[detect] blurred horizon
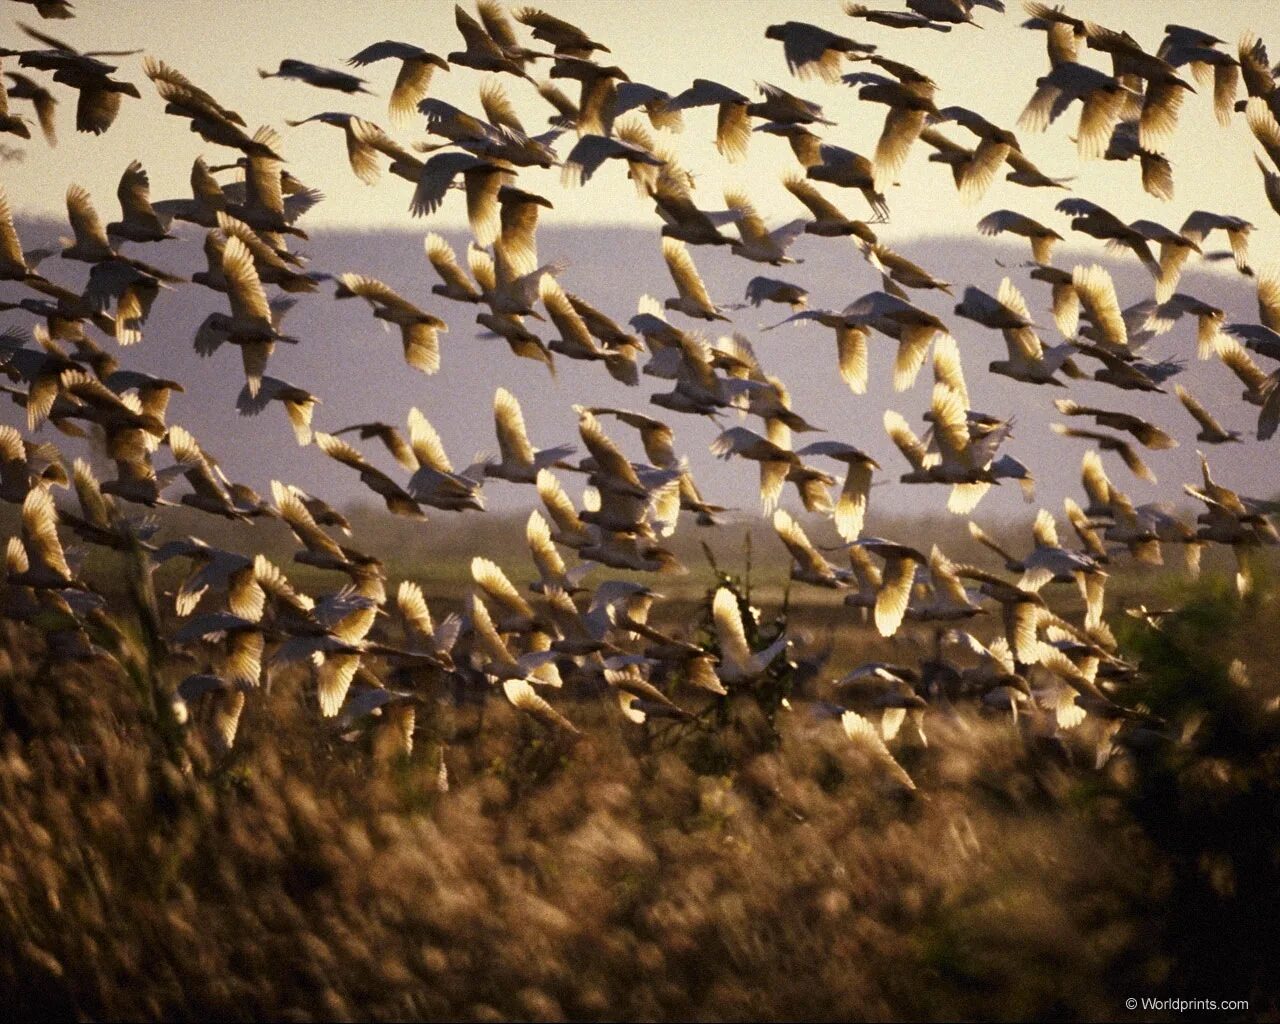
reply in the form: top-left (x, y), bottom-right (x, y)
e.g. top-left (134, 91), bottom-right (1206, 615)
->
top-left (6, 218), bottom-right (1274, 529)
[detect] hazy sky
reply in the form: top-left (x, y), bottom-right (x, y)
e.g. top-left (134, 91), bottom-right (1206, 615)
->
top-left (4, 0), bottom-right (1279, 257)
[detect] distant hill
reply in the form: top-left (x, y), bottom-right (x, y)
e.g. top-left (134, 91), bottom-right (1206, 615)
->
top-left (2, 222), bottom-right (1273, 543)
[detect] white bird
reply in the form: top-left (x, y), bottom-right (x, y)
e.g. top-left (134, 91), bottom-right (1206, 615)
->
top-left (724, 188), bottom-right (806, 265)
top-left (347, 41), bottom-right (449, 124)
top-left (712, 586), bottom-right (787, 683)
top-left (840, 709), bottom-right (916, 790)
top-left (405, 408), bottom-right (486, 512)
top-left (851, 537), bottom-right (926, 638)
top-left (335, 273), bottom-right (447, 374)
top-left (773, 508), bottom-right (848, 588)
top-left (661, 237), bottom-right (731, 321)
top-left (484, 387), bottom-right (575, 484)
top-left (1018, 61), bottom-right (1136, 159)
top-left (765, 20), bottom-right (875, 84)
top-left (236, 376), bottom-right (318, 446)
top-left (794, 440), bottom-right (878, 540)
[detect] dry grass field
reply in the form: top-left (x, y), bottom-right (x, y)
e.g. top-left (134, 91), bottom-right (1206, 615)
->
top-left (2, 524), bottom-right (1278, 1020)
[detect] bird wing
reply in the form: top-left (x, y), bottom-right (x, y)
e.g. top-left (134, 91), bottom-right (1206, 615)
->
top-left (562, 133), bottom-right (624, 187)
top-left (537, 468), bottom-right (586, 538)
top-left (169, 424), bottom-right (230, 502)
top-left (841, 710), bottom-right (915, 789)
top-left (661, 236), bottom-right (716, 309)
top-left (1073, 263), bottom-right (1127, 347)
top-left (577, 408), bottom-right (641, 486)
top-left (71, 457), bottom-right (111, 528)
top-left (832, 323), bottom-right (869, 395)
top-left (1216, 335), bottom-right (1268, 391)
top-left (835, 458), bottom-right (873, 541)
top-left (496, 192), bottom-right (547, 280)
top-left (783, 24), bottom-right (858, 85)
top-left (22, 485), bottom-right (72, 580)
top-left (773, 507), bottom-right (830, 577)
top-left (526, 508), bottom-right (567, 579)
top-left (270, 484), bottom-right (345, 559)
top-left (406, 406), bottom-right (453, 472)
top-left (315, 429), bottom-right (383, 475)
top-left (716, 103), bottom-right (751, 163)
top-left (1076, 85), bottom-right (1127, 160)
top-left (221, 234), bottom-right (272, 324)
top-left (493, 386), bottom-right (536, 466)
top-left (873, 104), bottom-right (927, 189)
top-left (539, 273), bottom-right (597, 353)
top-left (712, 586), bottom-right (753, 671)
top-left (471, 555), bottom-right (533, 618)
top-left (477, 0), bottom-right (526, 54)
top-left (401, 319), bottom-right (443, 375)
top-left (396, 579), bottom-right (438, 643)
top-left (66, 183), bottom-right (110, 250)
top-left (893, 323), bottom-right (937, 393)
top-left (931, 332), bottom-right (968, 409)
top-left (410, 151), bottom-right (480, 218)
top-left (668, 77), bottom-right (747, 110)
top-left (469, 593), bottom-right (516, 667)
top-left (874, 549), bottom-right (917, 638)
top-left (116, 160), bottom-right (158, 224)
top-left (724, 188), bottom-right (769, 247)
top-left (338, 272), bottom-right (415, 314)
top-left (883, 410), bottom-right (928, 470)
top-left (503, 678), bottom-right (578, 733)
top-left (0, 185), bottom-right (28, 272)
top-left (931, 382), bottom-right (971, 464)
top-left (479, 77), bottom-right (525, 134)
top-left (424, 232), bottom-right (479, 298)
top-left (386, 54), bottom-right (443, 123)
top-left (783, 173), bottom-right (845, 221)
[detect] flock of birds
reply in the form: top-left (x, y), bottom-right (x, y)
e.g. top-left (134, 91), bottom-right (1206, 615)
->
top-left (1, 0), bottom-right (1279, 785)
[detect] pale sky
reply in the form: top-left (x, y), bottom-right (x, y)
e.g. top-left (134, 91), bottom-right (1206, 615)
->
top-left (3, 0), bottom-right (1279, 259)
top-left (3, 1), bottom-right (1280, 519)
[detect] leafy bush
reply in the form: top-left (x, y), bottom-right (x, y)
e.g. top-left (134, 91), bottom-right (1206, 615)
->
top-left (1115, 577), bottom-right (1280, 1006)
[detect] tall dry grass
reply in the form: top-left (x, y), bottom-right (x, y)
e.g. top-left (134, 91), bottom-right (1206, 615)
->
top-left (2, 565), bottom-right (1278, 1020)
top-left (0, 643), bottom-right (1153, 1017)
